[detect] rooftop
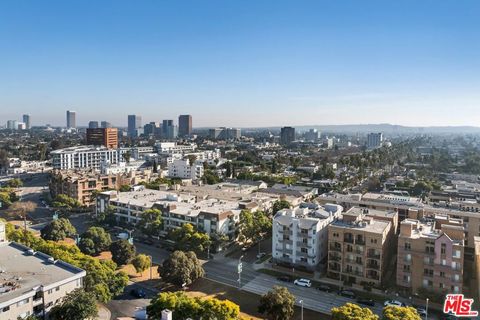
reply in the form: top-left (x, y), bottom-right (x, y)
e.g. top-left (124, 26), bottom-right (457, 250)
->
top-left (0, 242), bottom-right (85, 306)
top-left (331, 216), bottom-right (391, 234)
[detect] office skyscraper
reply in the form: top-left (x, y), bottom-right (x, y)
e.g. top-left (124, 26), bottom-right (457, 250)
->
top-left (280, 127), bottom-right (296, 145)
top-left (86, 128), bottom-right (118, 149)
top-left (88, 121), bottom-right (99, 129)
top-left (127, 115), bottom-right (142, 137)
top-left (101, 121), bottom-right (112, 128)
top-left (22, 114), bottom-right (31, 130)
top-left (66, 110), bottom-right (76, 128)
top-left (367, 132), bottom-right (384, 149)
top-left (178, 115), bottom-right (192, 137)
top-left (162, 120), bottom-right (177, 139)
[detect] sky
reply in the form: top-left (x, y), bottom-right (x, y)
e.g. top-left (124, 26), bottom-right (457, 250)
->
top-left (0, 0), bottom-right (479, 128)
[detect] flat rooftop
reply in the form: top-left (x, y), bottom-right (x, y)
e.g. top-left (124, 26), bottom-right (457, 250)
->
top-left (346, 207), bottom-right (397, 219)
top-left (0, 242), bottom-right (85, 306)
top-left (331, 217), bottom-right (391, 234)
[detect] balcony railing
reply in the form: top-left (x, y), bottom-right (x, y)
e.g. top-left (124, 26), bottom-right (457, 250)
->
top-left (356, 239), bottom-right (365, 245)
top-left (367, 252), bottom-right (381, 259)
top-left (367, 263), bottom-right (380, 270)
top-left (344, 237), bottom-right (354, 244)
top-left (329, 254), bottom-right (342, 261)
top-left (329, 245), bottom-right (342, 252)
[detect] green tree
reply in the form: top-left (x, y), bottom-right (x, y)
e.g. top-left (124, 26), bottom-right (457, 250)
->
top-left (238, 210), bottom-right (271, 245)
top-left (49, 289), bottom-right (98, 320)
top-left (6, 178), bottom-right (23, 188)
top-left (122, 150), bottom-right (131, 163)
top-left (137, 208), bottom-right (162, 237)
top-left (202, 169), bottom-right (221, 184)
top-left (147, 291), bottom-right (239, 320)
top-left (79, 227), bottom-right (112, 256)
top-left (119, 184), bottom-right (131, 192)
top-left (258, 286), bottom-right (295, 320)
top-left (0, 192), bottom-right (13, 208)
top-left (272, 200), bottom-right (291, 214)
top-left (110, 239), bottom-right (136, 265)
top-left (52, 194), bottom-right (81, 210)
top-left (382, 306), bottom-right (421, 320)
top-left (160, 250), bottom-right (204, 286)
top-left (170, 223), bottom-right (211, 254)
top-left (41, 218), bottom-right (77, 241)
top-left (132, 254), bottom-right (151, 274)
top-left (332, 303), bottom-right (379, 320)
top-left (411, 181), bottom-right (433, 197)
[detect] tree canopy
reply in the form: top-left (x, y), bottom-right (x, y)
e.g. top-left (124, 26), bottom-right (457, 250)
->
top-left (132, 254), bottom-right (151, 274)
top-left (52, 194), bottom-right (82, 209)
top-left (137, 208), bottom-right (162, 237)
top-left (110, 239), bottom-right (136, 265)
top-left (49, 289), bottom-right (98, 320)
top-left (147, 291), bottom-right (239, 320)
top-left (41, 218), bottom-right (77, 241)
top-left (78, 226), bottom-right (112, 256)
top-left (170, 223), bottom-right (211, 254)
top-left (382, 306), bottom-right (421, 320)
top-left (238, 210), bottom-right (271, 245)
top-left (272, 200), bottom-right (291, 214)
top-left (258, 286), bottom-right (295, 320)
top-left (331, 303), bottom-right (379, 320)
top-left (159, 250), bottom-right (204, 286)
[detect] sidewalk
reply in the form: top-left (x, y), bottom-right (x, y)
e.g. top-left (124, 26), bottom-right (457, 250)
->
top-left (97, 304), bottom-right (111, 320)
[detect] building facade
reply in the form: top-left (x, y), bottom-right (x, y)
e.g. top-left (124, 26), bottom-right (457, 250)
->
top-left (128, 115), bottom-right (142, 138)
top-left (88, 121), bottom-right (99, 128)
top-left (272, 204), bottom-right (343, 270)
top-left (327, 208), bottom-right (394, 287)
top-left (22, 114), bottom-right (30, 130)
top-left (178, 115), bottom-right (192, 137)
top-left (280, 127), bottom-right (296, 145)
top-left (396, 216), bottom-right (465, 295)
top-left (86, 128), bottom-right (119, 149)
top-left (66, 110), bottom-right (76, 129)
top-left (209, 127), bottom-right (241, 140)
top-left (167, 158), bottom-right (204, 180)
top-left (51, 146), bottom-right (121, 170)
top-left (367, 132), bottom-right (383, 149)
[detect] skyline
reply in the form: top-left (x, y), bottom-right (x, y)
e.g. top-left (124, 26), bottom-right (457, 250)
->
top-left (1, 1), bottom-right (479, 127)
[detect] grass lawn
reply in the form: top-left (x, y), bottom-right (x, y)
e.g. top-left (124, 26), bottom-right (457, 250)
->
top-left (187, 278), bottom-right (330, 320)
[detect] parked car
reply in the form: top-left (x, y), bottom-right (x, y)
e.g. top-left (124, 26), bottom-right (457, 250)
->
top-left (384, 300), bottom-right (406, 307)
top-left (338, 290), bottom-right (356, 299)
top-left (416, 307), bottom-right (427, 317)
top-left (130, 288), bottom-right (146, 298)
top-left (277, 275), bottom-right (292, 282)
top-left (256, 252), bottom-right (266, 259)
top-left (293, 278), bottom-right (312, 288)
top-left (356, 298), bottom-right (375, 307)
top-left (316, 284), bottom-right (331, 292)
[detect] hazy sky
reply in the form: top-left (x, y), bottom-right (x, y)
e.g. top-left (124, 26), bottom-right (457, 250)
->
top-left (1, 0), bottom-right (479, 127)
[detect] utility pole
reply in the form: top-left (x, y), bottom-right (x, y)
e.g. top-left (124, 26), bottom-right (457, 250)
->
top-left (299, 300), bottom-right (304, 320)
top-left (425, 298), bottom-right (429, 320)
top-left (149, 255), bottom-right (153, 280)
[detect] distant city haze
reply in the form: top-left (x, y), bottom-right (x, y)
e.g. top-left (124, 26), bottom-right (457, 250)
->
top-left (0, 1), bottom-right (479, 127)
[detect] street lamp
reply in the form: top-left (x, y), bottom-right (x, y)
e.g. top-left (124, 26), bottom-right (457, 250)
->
top-left (238, 255), bottom-right (244, 289)
top-left (299, 299), bottom-right (304, 320)
top-left (425, 298), bottom-right (429, 320)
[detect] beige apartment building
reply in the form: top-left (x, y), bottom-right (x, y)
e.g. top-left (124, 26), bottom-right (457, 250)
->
top-left (0, 222), bottom-right (86, 320)
top-left (327, 207), bottom-right (394, 288)
top-left (396, 216), bottom-right (465, 295)
top-left (49, 169), bottom-right (152, 206)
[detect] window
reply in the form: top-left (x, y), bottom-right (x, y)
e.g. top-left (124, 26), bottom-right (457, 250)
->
top-left (440, 271), bottom-right (445, 278)
top-left (404, 242), bottom-right (411, 251)
top-left (439, 283), bottom-right (445, 289)
top-left (403, 264), bottom-right (411, 272)
top-left (441, 243), bottom-right (446, 254)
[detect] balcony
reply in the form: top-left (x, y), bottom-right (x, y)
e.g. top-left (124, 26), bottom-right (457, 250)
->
top-left (329, 263), bottom-right (341, 271)
top-left (367, 252), bottom-right (381, 259)
top-left (344, 237), bottom-right (354, 244)
top-left (366, 273), bottom-right (380, 280)
top-left (356, 238), bottom-right (366, 245)
top-left (344, 269), bottom-right (363, 276)
top-left (329, 254), bottom-right (342, 261)
top-left (329, 245), bottom-right (342, 252)
top-left (367, 263), bottom-right (380, 270)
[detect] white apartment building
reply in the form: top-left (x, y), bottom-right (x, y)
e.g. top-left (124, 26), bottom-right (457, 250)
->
top-left (167, 158), bottom-right (204, 180)
top-left (0, 223), bottom-right (86, 320)
top-left (96, 190), bottom-right (241, 238)
top-left (272, 203), bottom-right (343, 270)
top-left (156, 142), bottom-right (197, 155)
top-left (51, 146), bottom-right (121, 170)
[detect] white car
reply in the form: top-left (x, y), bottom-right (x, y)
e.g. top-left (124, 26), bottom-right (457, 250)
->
top-left (384, 300), bottom-right (406, 307)
top-left (293, 278), bottom-right (312, 288)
